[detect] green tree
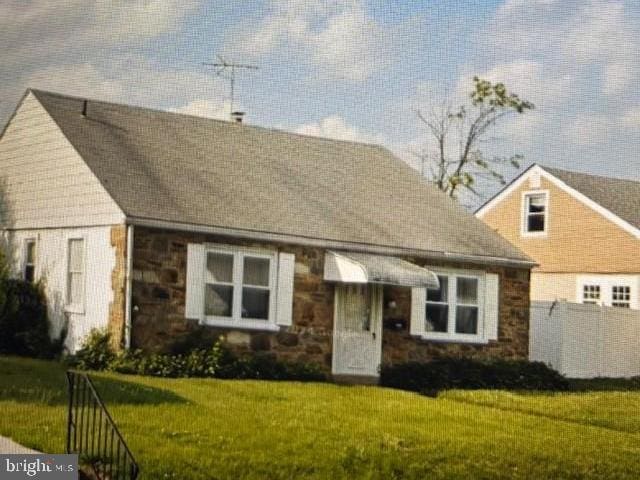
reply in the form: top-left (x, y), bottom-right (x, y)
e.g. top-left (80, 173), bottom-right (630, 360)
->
top-left (416, 77), bottom-right (534, 199)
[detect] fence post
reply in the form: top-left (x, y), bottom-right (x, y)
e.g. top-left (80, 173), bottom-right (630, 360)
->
top-left (65, 372), bottom-right (74, 454)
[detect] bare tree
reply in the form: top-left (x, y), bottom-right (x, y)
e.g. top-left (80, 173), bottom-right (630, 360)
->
top-left (416, 77), bottom-right (534, 200)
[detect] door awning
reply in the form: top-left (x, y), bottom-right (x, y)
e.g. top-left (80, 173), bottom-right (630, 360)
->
top-left (323, 250), bottom-right (439, 288)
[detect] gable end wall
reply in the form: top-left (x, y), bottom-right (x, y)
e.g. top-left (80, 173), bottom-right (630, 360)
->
top-left (480, 176), bottom-right (640, 273)
top-left (0, 92), bottom-right (124, 229)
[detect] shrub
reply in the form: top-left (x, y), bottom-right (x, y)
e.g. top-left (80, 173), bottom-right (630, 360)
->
top-left (69, 329), bottom-right (326, 382)
top-left (379, 358), bottom-right (570, 393)
top-left (69, 329), bottom-right (115, 370)
top-left (0, 278), bottom-right (62, 358)
top-left (217, 352), bottom-right (326, 382)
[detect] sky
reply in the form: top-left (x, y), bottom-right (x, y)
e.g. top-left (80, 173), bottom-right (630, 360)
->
top-left (2, 0), bottom-right (640, 207)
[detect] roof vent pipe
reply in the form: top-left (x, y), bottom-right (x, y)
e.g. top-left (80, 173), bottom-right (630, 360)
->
top-left (82, 100), bottom-right (88, 117)
top-left (231, 111), bottom-right (244, 123)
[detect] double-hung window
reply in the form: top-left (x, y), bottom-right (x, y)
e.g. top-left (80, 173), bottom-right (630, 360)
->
top-left (425, 272), bottom-right (484, 341)
top-left (522, 191), bottom-right (548, 235)
top-left (23, 239), bottom-right (36, 283)
top-left (204, 247), bottom-right (276, 327)
top-left (66, 238), bottom-right (85, 311)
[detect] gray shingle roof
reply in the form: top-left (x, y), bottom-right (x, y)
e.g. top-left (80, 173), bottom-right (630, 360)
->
top-left (31, 89), bottom-right (530, 263)
top-left (543, 166), bottom-right (640, 230)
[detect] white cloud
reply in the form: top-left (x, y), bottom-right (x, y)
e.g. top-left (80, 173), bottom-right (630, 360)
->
top-left (602, 61), bottom-right (639, 96)
top-left (293, 115), bottom-right (383, 144)
top-left (172, 99), bottom-right (232, 121)
top-left (622, 106), bottom-right (640, 128)
top-left (24, 63), bottom-right (126, 101)
top-left (471, 0), bottom-right (640, 156)
top-left (0, 1), bottom-right (201, 68)
top-left (309, 5), bottom-right (390, 81)
top-left (565, 114), bottom-right (615, 146)
top-left (490, 0), bottom-right (640, 97)
top-left (14, 55), bottom-right (229, 121)
top-left (230, 0), bottom-right (394, 82)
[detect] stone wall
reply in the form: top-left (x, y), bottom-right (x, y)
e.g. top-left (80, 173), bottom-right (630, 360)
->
top-left (381, 261), bottom-right (530, 364)
top-left (130, 227), bottom-right (335, 369)
top-left (130, 227), bottom-right (530, 373)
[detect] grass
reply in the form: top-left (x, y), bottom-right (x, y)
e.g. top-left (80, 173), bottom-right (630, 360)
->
top-left (1, 357), bottom-right (640, 479)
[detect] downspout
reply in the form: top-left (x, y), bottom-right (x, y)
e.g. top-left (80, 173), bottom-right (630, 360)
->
top-left (124, 224), bottom-right (134, 349)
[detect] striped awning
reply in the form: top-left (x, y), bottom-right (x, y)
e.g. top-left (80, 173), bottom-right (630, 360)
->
top-left (323, 251), bottom-right (439, 288)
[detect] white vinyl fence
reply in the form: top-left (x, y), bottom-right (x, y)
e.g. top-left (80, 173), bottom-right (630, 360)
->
top-left (530, 301), bottom-right (640, 378)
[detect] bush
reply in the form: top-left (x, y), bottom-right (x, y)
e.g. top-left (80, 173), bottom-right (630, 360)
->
top-left (69, 329), bottom-right (326, 382)
top-left (217, 352), bottom-right (326, 382)
top-left (379, 358), bottom-right (570, 394)
top-left (70, 329), bottom-right (116, 370)
top-left (0, 278), bottom-right (63, 358)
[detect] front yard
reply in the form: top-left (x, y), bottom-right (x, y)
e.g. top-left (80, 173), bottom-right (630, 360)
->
top-left (1, 356), bottom-right (640, 479)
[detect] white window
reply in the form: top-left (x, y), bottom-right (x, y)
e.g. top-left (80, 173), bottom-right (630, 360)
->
top-left (185, 243), bottom-right (295, 331)
top-left (522, 191), bottom-right (548, 235)
top-left (582, 285), bottom-right (601, 305)
top-left (23, 239), bottom-right (36, 283)
top-left (612, 286), bottom-right (631, 308)
top-left (578, 276), bottom-right (637, 309)
top-left (410, 269), bottom-right (499, 343)
top-left (426, 274), bottom-right (482, 338)
top-left (66, 238), bottom-right (85, 311)
top-left (204, 249), bottom-right (274, 322)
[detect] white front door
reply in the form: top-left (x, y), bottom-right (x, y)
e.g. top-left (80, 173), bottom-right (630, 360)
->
top-left (332, 284), bottom-right (383, 377)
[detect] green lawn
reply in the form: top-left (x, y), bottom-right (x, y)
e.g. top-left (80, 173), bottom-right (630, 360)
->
top-left (1, 356), bottom-right (640, 479)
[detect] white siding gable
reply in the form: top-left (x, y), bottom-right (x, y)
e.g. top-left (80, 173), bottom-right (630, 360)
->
top-left (0, 92), bottom-right (124, 229)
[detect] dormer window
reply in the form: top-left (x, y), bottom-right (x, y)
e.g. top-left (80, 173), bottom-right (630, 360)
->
top-left (522, 191), bottom-right (548, 235)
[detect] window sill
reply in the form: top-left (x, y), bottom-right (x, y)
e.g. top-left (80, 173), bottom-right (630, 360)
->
top-left (416, 334), bottom-right (489, 345)
top-left (200, 318), bottom-right (281, 332)
top-left (64, 305), bottom-right (85, 315)
top-left (521, 231), bottom-right (548, 239)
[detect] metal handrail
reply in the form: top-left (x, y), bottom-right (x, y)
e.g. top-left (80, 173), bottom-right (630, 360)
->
top-left (66, 371), bottom-right (139, 480)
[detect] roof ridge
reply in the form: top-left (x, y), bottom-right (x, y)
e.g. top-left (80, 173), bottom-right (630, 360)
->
top-left (29, 88), bottom-right (388, 151)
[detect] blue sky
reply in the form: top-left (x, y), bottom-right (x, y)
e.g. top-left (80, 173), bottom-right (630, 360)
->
top-left (2, 0), bottom-right (639, 205)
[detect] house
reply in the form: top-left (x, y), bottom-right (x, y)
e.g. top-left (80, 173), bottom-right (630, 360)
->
top-left (0, 89), bottom-right (534, 380)
top-left (476, 163), bottom-right (640, 310)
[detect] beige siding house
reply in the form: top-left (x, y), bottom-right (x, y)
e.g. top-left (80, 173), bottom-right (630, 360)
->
top-left (1, 89), bottom-right (534, 381)
top-left (476, 164), bottom-right (640, 309)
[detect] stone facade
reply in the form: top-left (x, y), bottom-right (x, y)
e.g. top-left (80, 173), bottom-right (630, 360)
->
top-left (130, 227), bottom-right (335, 368)
top-left (381, 261), bottom-right (530, 364)
top-left (127, 226), bottom-right (530, 374)
top-left (108, 224), bottom-right (127, 350)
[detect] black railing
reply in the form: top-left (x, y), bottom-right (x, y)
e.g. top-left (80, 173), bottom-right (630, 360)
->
top-left (66, 371), bottom-right (139, 480)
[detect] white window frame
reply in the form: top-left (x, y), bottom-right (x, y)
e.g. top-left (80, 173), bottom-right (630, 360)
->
top-left (22, 238), bottom-right (37, 283)
top-left (577, 275), bottom-right (639, 310)
top-left (521, 190), bottom-right (549, 237)
top-left (65, 237), bottom-right (86, 314)
top-left (201, 244), bottom-right (279, 331)
top-left (612, 285), bottom-right (631, 308)
top-left (422, 268), bottom-right (486, 343)
top-left (582, 284), bottom-right (601, 305)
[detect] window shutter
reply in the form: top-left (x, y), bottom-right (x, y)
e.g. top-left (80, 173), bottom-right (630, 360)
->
top-left (410, 287), bottom-right (426, 336)
top-left (185, 243), bottom-right (205, 321)
top-left (484, 273), bottom-right (500, 341)
top-left (276, 252), bottom-right (295, 327)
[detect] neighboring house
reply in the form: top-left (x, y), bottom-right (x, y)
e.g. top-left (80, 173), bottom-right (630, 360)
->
top-left (0, 89), bottom-right (534, 381)
top-left (476, 163), bottom-right (640, 310)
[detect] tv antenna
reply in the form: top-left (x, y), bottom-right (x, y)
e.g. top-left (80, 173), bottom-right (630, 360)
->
top-left (203, 55), bottom-right (259, 120)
